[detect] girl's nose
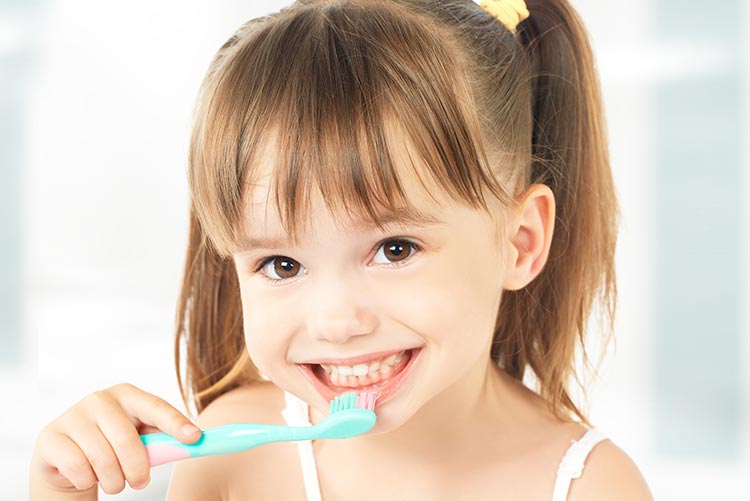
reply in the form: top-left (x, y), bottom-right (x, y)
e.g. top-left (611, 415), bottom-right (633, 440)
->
top-left (304, 277), bottom-right (378, 344)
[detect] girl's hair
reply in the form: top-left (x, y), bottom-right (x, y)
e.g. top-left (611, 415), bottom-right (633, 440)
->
top-left (175, 0), bottom-right (619, 427)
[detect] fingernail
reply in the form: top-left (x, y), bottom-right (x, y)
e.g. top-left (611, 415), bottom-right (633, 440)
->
top-left (182, 424), bottom-right (201, 436)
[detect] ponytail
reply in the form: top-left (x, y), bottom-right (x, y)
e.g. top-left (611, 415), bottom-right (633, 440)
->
top-left (491, 0), bottom-right (620, 426)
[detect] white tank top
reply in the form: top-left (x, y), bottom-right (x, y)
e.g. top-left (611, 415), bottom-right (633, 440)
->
top-left (281, 391), bottom-right (607, 501)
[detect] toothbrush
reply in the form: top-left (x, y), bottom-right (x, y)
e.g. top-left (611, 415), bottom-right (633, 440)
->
top-left (140, 391), bottom-right (378, 467)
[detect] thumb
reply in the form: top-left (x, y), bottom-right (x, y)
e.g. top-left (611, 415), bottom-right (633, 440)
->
top-left (137, 423), bottom-right (202, 443)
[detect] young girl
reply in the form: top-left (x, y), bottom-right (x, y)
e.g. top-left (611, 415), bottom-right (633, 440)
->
top-left (31, 0), bottom-right (654, 499)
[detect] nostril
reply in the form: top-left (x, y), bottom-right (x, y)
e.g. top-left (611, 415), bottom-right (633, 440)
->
top-left (304, 298), bottom-right (379, 343)
top-left (307, 318), bottom-right (351, 339)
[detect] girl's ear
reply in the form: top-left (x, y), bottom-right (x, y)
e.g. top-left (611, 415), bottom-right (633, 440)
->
top-left (502, 183), bottom-right (556, 291)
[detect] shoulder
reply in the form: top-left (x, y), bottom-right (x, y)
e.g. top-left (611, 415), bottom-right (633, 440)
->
top-left (197, 381), bottom-right (288, 426)
top-left (567, 433), bottom-right (654, 501)
top-left (166, 382), bottom-right (289, 501)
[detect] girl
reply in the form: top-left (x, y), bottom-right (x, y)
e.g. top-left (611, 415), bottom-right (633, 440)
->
top-left (31, 0), bottom-right (654, 499)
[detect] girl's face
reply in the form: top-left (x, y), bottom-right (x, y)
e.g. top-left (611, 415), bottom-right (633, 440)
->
top-left (232, 170), bottom-right (512, 434)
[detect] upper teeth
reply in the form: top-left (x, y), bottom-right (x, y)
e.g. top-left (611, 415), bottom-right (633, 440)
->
top-left (322, 351), bottom-right (405, 376)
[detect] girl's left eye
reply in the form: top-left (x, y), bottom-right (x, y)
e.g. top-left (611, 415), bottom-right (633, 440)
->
top-left (372, 238), bottom-right (420, 265)
top-left (253, 238), bottom-right (419, 284)
top-left (257, 257), bottom-right (306, 282)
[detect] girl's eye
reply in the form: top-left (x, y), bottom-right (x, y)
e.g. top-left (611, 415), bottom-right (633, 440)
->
top-left (258, 257), bottom-right (306, 281)
top-left (372, 239), bottom-right (419, 265)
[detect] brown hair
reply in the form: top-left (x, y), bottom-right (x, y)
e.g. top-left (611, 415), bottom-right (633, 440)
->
top-left (175, 0), bottom-right (619, 427)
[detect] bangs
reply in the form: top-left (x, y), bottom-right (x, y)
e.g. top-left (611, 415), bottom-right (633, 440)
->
top-left (189, 0), bottom-right (512, 257)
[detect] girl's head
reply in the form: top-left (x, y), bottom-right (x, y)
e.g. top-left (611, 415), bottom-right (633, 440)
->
top-left (176, 0), bottom-right (619, 428)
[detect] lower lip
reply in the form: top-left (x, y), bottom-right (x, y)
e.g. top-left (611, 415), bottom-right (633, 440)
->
top-left (298, 348), bottom-right (422, 408)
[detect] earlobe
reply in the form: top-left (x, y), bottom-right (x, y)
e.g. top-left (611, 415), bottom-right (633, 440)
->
top-left (502, 184), bottom-right (556, 291)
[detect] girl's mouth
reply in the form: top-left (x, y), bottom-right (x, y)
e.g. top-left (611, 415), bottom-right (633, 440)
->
top-left (297, 347), bottom-right (422, 408)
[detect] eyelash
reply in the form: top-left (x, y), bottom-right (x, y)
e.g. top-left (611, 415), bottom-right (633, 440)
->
top-left (252, 238), bottom-right (422, 284)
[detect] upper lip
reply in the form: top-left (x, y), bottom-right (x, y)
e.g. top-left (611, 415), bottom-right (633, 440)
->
top-left (299, 347), bottom-right (416, 366)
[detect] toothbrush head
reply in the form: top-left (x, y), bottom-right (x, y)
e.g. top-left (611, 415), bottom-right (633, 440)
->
top-left (329, 391), bottom-right (378, 413)
top-left (318, 391), bottom-right (378, 439)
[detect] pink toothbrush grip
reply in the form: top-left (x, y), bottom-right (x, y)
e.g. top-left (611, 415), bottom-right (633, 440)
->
top-left (145, 444), bottom-right (191, 467)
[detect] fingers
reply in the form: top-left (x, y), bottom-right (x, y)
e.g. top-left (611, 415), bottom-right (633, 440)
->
top-left (66, 420), bottom-right (127, 494)
top-left (31, 383), bottom-right (200, 496)
top-left (92, 395), bottom-right (151, 489)
top-left (64, 392), bottom-right (144, 493)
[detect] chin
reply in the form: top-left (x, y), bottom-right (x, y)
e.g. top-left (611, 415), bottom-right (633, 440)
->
top-left (363, 400), bottom-right (420, 435)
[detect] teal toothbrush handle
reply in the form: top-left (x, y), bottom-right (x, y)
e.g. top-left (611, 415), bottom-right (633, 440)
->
top-left (141, 423), bottom-right (312, 467)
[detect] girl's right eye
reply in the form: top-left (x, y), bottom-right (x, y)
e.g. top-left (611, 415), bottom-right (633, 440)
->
top-left (256, 256), bottom-right (306, 282)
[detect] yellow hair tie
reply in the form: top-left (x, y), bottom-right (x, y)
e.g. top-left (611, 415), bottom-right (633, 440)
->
top-left (480, 0), bottom-right (530, 33)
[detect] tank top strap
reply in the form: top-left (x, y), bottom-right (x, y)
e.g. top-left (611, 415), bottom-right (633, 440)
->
top-left (551, 427), bottom-right (608, 501)
top-left (281, 391), bottom-right (323, 501)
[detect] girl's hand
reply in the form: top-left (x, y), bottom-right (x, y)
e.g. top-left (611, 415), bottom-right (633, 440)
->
top-left (30, 383), bottom-right (202, 498)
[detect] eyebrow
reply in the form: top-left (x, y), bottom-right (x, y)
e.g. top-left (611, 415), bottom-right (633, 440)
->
top-left (234, 207), bottom-right (444, 252)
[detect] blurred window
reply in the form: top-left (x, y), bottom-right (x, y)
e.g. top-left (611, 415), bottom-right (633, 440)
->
top-left (652, 0), bottom-right (746, 459)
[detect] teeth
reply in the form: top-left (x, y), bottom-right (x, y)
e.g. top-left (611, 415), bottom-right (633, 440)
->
top-left (352, 364), bottom-right (369, 376)
top-left (324, 350), bottom-right (406, 377)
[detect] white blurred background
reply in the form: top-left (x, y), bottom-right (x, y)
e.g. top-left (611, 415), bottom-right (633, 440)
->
top-left (1, 0), bottom-right (748, 499)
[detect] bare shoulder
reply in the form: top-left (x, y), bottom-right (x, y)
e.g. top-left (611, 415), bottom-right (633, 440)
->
top-left (166, 382), bottom-right (290, 501)
top-left (568, 437), bottom-right (654, 501)
top-left (196, 381), bottom-right (287, 426)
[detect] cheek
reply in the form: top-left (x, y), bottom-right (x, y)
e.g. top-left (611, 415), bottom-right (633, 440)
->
top-left (239, 285), bottom-right (297, 374)
top-left (375, 255), bottom-right (502, 342)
